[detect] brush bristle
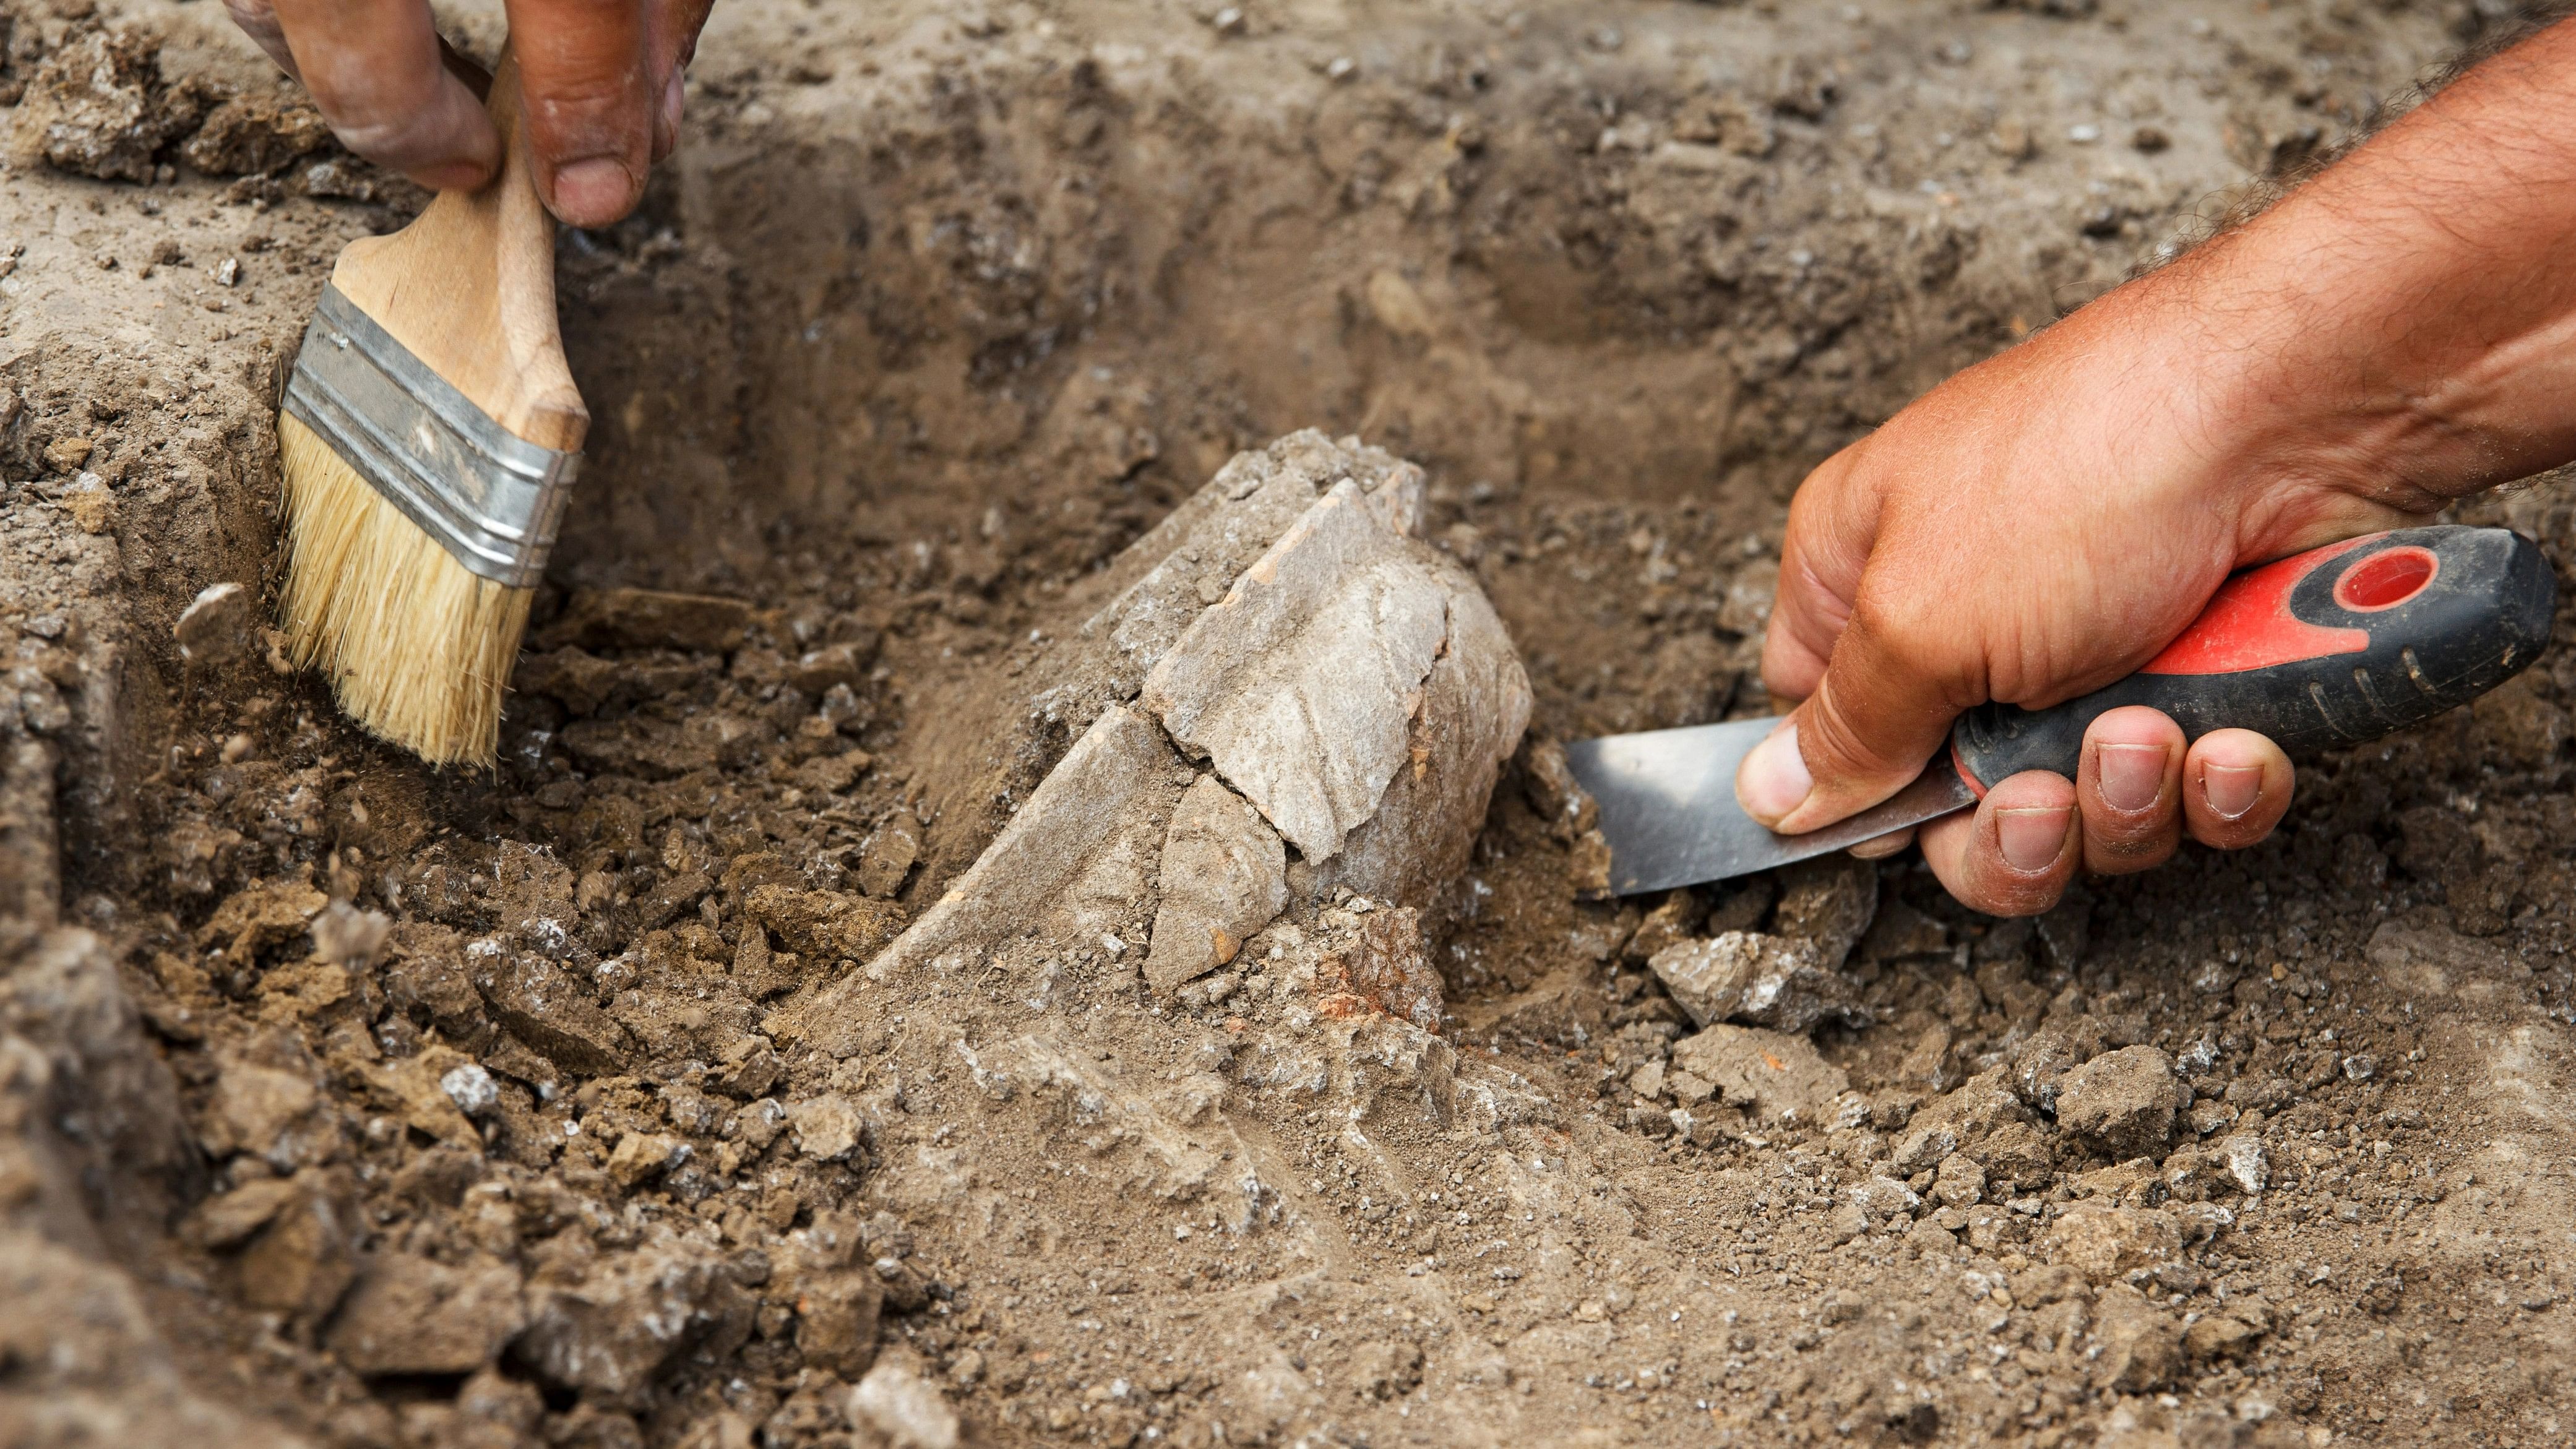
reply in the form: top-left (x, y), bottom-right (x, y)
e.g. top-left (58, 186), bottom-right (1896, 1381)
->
top-left (278, 412), bottom-right (533, 767)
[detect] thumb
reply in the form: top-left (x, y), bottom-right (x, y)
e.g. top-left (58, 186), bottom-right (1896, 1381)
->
top-left (506, 0), bottom-right (655, 226)
top-left (1736, 606), bottom-right (1969, 834)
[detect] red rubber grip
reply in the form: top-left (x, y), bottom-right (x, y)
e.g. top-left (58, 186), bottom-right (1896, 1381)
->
top-left (1950, 526), bottom-right (2556, 789)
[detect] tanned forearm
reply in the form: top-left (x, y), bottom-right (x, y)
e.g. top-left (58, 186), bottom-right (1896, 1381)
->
top-left (2165, 17), bottom-right (2576, 523)
top-left (1737, 17), bottom-right (2576, 916)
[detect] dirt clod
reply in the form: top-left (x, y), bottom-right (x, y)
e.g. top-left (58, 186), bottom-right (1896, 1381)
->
top-left (2090, 1282), bottom-right (2184, 1391)
top-left (178, 91), bottom-right (329, 176)
top-left (1648, 929), bottom-right (1869, 1031)
top-left (541, 587), bottom-right (756, 653)
top-left (232, 1168), bottom-right (360, 1320)
top-left (325, 1253), bottom-right (527, 1377)
top-left (2054, 1043), bottom-right (2189, 1158)
top-left (471, 946), bottom-right (632, 1074)
top-left (516, 1238), bottom-right (752, 1409)
top-left (26, 25), bottom-right (205, 182)
top-left (2049, 1198), bottom-right (2184, 1284)
top-left (1773, 854), bottom-right (1879, 970)
top-left (1669, 1022), bottom-right (1848, 1123)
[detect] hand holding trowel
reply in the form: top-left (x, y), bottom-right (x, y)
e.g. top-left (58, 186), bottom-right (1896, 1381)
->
top-left (1562, 17), bottom-right (2576, 914)
top-left (1569, 528), bottom-right (2555, 901)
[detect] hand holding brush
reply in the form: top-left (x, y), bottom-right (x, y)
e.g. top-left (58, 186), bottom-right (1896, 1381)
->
top-left (275, 43), bottom-right (587, 766)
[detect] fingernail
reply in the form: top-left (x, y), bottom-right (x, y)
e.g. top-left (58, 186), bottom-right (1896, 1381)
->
top-left (1737, 722), bottom-right (1812, 826)
top-left (551, 157), bottom-right (638, 223)
top-left (2202, 763), bottom-right (2265, 820)
top-left (1997, 806), bottom-right (2070, 873)
top-left (2097, 743), bottom-right (2167, 814)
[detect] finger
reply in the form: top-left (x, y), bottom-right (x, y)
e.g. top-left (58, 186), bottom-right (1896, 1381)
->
top-left (1738, 593), bottom-right (1970, 835)
top-left (222, 0), bottom-right (303, 80)
top-left (651, 64), bottom-right (683, 161)
top-left (1760, 447), bottom-right (1878, 703)
top-left (269, 0), bottom-right (499, 191)
top-left (2181, 729), bottom-right (2294, 849)
top-left (2077, 705), bottom-right (2186, 875)
top-left (504, 0), bottom-right (655, 226)
top-left (645, 0), bottom-right (716, 161)
top-left (1919, 771), bottom-right (2080, 918)
top-left (1848, 824), bottom-right (1916, 861)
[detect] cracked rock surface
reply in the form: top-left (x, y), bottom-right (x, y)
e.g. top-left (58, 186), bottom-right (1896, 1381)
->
top-left (783, 430), bottom-right (1528, 1052)
top-left (1145, 775), bottom-right (1288, 993)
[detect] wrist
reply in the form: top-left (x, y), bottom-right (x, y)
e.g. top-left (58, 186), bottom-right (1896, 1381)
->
top-left (2027, 264), bottom-right (2381, 556)
top-left (2126, 43), bottom-right (2576, 517)
top-left (2111, 223), bottom-right (2573, 546)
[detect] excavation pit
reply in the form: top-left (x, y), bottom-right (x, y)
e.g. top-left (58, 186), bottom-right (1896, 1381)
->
top-left (4, 3), bottom-right (2575, 1447)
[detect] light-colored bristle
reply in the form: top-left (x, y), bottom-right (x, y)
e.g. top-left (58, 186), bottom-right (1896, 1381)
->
top-left (278, 412), bottom-right (533, 767)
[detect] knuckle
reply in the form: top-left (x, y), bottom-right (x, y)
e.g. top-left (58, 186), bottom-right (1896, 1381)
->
top-left (325, 98), bottom-right (485, 172)
top-left (304, 62), bottom-right (435, 127)
top-left (527, 72), bottom-right (643, 116)
top-left (1840, 596), bottom-right (1924, 658)
top-left (1799, 700), bottom-right (1908, 783)
top-left (1804, 678), bottom-right (1944, 784)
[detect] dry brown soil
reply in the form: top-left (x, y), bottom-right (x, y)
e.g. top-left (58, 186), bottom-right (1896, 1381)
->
top-left (2, 1), bottom-right (2574, 1447)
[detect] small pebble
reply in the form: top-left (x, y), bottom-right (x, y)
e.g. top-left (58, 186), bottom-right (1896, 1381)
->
top-left (441, 1064), bottom-right (501, 1117)
top-left (174, 581), bottom-right (255, 664)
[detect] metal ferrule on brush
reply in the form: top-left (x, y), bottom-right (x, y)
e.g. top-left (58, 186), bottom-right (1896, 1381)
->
top-left (282, 283), bottom-right (580, 590)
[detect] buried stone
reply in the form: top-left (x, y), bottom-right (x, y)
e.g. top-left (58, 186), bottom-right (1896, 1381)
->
top-left (1140, 471), bottom-right (1530, 906)
top-left (325, 1253), bottom-right (526, 1377)
top-left (1142, 479), bottom-right (1451, 861)
top-left (780, 434), bottom-right (1528, 1050)
top-left (1648, 931), bottom-right (1869, 1033)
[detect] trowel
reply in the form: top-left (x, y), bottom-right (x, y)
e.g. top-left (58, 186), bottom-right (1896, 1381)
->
top-left (1565, 525), bottom-right (2557, 895)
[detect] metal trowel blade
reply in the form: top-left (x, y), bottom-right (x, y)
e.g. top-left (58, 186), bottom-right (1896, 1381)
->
top-left (1561, 717), bottom-right (1976, 895)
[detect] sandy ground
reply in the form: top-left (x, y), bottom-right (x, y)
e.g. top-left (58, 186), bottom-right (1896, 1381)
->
top-left (2, 1), bottom-right (2574, 1447)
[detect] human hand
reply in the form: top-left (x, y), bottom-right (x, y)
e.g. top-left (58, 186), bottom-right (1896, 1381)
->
top-left (1734, 17), bottom-right (2576, 917)
top-left (1734, 282), bottom-right (2412, 916)
top-left (223, 0), bottom-right (715, 226)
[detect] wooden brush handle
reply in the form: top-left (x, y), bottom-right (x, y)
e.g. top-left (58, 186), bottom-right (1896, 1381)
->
top-left (327, 44), bottom-right (588, 454)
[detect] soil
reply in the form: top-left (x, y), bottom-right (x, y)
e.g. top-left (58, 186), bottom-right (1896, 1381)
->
top-left (4, 1), bottom-right (2575, 1447)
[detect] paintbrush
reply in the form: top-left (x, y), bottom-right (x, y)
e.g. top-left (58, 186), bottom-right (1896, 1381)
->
top-left (275, 43), bottom-right (587, 767)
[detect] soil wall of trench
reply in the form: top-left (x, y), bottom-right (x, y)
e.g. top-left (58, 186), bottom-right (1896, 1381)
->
top-left (3, 1), bottom-right (2575, 1447)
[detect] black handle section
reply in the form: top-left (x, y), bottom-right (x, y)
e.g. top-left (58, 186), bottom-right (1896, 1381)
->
top-left (1952, 525), bottom-right (2557, 790)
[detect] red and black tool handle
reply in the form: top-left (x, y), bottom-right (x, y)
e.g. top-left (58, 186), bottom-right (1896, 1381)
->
top-left (1950, 526), bottom-right (2557, 791)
